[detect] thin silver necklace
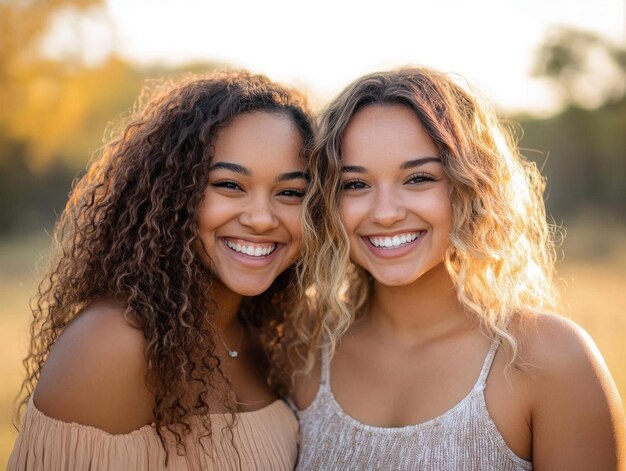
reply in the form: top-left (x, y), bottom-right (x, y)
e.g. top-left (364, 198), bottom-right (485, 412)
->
top-left (220, 325), bottom-right (244, 358)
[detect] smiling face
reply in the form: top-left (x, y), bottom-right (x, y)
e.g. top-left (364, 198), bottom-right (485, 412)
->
top-left (340, 104), bottom-right (453, 287)
top-left (195, 111), bottom-right (307, 297)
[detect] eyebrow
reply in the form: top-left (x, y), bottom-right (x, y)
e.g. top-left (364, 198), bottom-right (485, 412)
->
top-left (341, 165), bottom-right (367, 173)
top-left (209, 162), bottom-right (308, 182)
top-left (341, 157), bottom-right (441, 173)
top-left (209, 162), bottom-right (250, 175)
top-left (400, 157), bottom-right (441, 169)
top-left (276, 171), bottom-right (310, 182)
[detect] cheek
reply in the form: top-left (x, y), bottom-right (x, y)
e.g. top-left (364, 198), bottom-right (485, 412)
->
top-left (282, 206), bottom-right (304, 242)
top-left (339, 197), bottom-right (365, 233)
top-left (195, 191), bottom-right (215, 231)
top-left (196, 194), bottom-right (231, 233)
top-left (425, 189), bottom-right (454, 247)
top-left (420, 186), bottom-right (453, 227)
top-left (437, 191), bottom-right (454, 233)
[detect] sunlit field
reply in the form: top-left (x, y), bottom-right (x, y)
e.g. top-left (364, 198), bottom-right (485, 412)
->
top-left (1, 224), bottom-right (625, 468)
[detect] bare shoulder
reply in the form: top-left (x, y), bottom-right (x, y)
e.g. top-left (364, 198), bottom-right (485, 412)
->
top-left (512, 312), bottom-right (625, 470)
top-left (512, 312), bottom-right (614, 383)
top-left (33, 300), bottom-right (155, 434)
top-left (511, 311), bottom-right (622, 415)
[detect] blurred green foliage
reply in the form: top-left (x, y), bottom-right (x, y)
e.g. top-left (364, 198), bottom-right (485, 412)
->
top-left (0, 58), bottom-right (222, 234)
top-left (517, 102), bottom-right (626, 218)
top-left (0, 2), bottom-right (222, 235)
top-left (517, 26), bottom-right (626, 219)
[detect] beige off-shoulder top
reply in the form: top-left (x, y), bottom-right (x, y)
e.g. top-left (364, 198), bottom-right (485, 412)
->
top-left (8, 397), bottom-right (297, 470)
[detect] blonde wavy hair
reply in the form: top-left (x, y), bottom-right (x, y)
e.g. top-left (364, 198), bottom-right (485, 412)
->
top-left (290, 67), bottom-right (560, 371)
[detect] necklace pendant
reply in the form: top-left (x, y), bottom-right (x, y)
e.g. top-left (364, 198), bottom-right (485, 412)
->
top-left (229, 350), bottom-right (238, 358)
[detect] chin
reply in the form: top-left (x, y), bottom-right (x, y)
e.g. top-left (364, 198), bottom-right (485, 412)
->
top-left (228, 281), bottom-right (273, 297)
top-left (242, 288), bottom-right (271, 297)
top-left (377, 278), bottom-right (415, 287)
top-left (369, 265), bottom-right (441, 287)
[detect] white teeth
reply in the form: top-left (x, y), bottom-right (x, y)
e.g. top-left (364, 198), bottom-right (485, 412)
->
top-left (368, 232), bottom-right (421, 249)
top-left (224, 240), bottom-right (277, 257)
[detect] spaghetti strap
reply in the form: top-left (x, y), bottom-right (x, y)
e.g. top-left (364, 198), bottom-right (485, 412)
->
top-left (474, 339), bottom-right (500, 391)
top-left (319, 345), bottom-right (331, 391)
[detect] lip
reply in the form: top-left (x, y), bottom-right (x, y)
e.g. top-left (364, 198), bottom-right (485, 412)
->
top-left (360, 230), bottom-right (426, 259)
top-left (219, 237), bottom-right (284, 268)
top-left (365, 229), bottom-right (423, 239)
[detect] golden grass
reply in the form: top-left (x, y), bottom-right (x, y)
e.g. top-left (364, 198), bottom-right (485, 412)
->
top-left (0, 234), bottom-right (49, 469)
top-left (0, 228), bottom-right (625, 468)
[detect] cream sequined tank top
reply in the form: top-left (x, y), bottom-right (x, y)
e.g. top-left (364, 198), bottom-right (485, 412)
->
top-left (296, 340), bottom-right (532, 470)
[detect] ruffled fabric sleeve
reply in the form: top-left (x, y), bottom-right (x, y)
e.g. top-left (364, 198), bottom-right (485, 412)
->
top-left (8, 398), bottom-right (168, 471)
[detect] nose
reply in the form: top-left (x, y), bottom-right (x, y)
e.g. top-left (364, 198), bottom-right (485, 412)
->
top-left (239, 194), bottom-right (279, 233)
top-left (370, 187), bottom-right (406, 226)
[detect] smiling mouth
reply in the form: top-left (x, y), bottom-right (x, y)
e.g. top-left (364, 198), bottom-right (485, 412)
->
top-left (224, 239), bottom-right (278, 257)
top-left (367, 231), bottom-right (424, 249)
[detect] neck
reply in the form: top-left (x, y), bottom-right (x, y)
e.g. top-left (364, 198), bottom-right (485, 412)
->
top-left (366, 263), bottom-right (469, 344)
top-left (211, 279), bottom-right (244, 333)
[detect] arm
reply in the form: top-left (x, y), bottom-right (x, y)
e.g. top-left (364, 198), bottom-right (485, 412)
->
top-left (529, 314), bottom-right (625, 470)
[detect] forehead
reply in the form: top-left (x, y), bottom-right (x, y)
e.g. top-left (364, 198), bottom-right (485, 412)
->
top-left (213, 111), bottom-right (305, 170)
top-left (341, 104), bottom-right (439, 165)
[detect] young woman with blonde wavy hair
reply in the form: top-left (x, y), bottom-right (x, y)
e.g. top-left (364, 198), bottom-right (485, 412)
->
top-left (9, 71), bottom-right (314, 470)
top-left (290, 68), bottom-right (625, 470)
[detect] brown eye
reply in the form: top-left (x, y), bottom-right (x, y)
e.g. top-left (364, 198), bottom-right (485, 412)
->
top-left (212, 180), bottom-right (244, 191)
top-left (278, 189), bottom-right (306, 198)
top-left (341, 179), bottom-right (368, 190)
top-left (406, 172), bottom-right (437, 184)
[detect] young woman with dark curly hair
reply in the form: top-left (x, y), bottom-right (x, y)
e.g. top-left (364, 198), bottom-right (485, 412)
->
top-left (8, 71), bottom-right (314, 470)
top-left (290, 68), bottom-right (625, 470)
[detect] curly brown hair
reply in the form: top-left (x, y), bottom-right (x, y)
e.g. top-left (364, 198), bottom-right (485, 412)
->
top-left (17, 70), bottom-right (314, 456)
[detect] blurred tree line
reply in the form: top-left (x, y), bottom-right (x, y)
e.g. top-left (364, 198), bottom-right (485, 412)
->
top-left (0, 4), bottom-right (624, 235)
top-left (0, 0), bottom-right (221, 235)
top-left (515, 27), bottom-right (626, 220)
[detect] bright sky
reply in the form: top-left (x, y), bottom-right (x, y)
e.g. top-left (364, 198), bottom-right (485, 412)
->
top-left (47, 0), bottom-right (625, 115)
